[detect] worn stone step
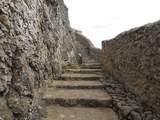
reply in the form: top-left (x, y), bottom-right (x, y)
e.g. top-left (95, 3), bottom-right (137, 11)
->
top-left (43, 105), bottom-right (118, 120)
top-left (42, 89), bottom-right (112, 107)
top-left (61, 73), bottom-right (103, 80)
top-left (65, 69), bottom-right (102, 74)
top-left (84, 61), bottom-right (98, 63)
top-left (48, 80), bottom-right (105, 89)
top-left (83, 59), bottom-right (97, 63)
top-left (83, 62), bottom-right (99, 65)
top-left (64, 64), bottom-right (101, 69)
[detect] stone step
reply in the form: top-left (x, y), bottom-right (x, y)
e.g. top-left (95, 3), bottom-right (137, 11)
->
top-left (65, 68), bottom-right (102, 74)
top-left (84, 61), bottom-right (98, 63)
top-left (82, 62), bottom-right (102, 66)
top-left (64, 64), bottom-right (101, 69)
top-left (61, 73), bottom-right (103, 80)
top-left (43, 105), bottom-right (118, 120)
top-left (48, 80), bottom-right (105, 89)
top-left (83, 59), bottom-right (97, 62)
top-left (42, 89), bottom-right (112, 107)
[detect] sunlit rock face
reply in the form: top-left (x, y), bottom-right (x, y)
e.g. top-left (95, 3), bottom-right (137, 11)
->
top-left (102, 21), bottom-right (160, 114)
top-left (0, 0), bottom-right (81, 119)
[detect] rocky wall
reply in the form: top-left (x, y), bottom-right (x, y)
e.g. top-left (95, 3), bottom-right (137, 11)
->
top-left (89, 47), bottom-right (101, 63)
top-left (0, 0), bottom-right (79, 119)
top-left (102, 20), bottom-right (160, 114)
top-left (73, 32), bottom-right (101, 63)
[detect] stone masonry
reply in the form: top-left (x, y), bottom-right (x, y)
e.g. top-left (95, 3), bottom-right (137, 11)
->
top-left (102, 20), bottom-right (160, 115)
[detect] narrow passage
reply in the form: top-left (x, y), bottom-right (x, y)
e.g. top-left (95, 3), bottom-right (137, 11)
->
top-left (42, 60), bottom-right (118, 120)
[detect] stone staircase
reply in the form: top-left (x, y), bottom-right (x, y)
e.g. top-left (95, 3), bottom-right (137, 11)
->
top-left (42, 61), bottom-right (118, 120)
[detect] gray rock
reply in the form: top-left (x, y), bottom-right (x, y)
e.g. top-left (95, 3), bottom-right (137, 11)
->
top-left (102, 20), bottom-right (160, 114)
top-left (0, 98), bottom-right (13, 120)
top-left (128, 111), bottom-right (142, 120)
top-left (0, 0), bottom-right (98, 119)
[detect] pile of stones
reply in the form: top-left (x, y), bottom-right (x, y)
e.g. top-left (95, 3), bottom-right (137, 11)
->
top-left (103, 75), bottom-right (160, 120)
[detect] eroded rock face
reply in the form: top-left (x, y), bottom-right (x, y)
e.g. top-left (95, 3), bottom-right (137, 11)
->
top-left (0, 0), bottom-right (80, 119)
top-left (73, 31), bottom-right (101, 63)
top-left (102, 21), bottom-right (160, 114)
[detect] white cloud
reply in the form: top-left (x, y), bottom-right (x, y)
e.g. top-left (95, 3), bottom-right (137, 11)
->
top-left (64, 0), bottom-right (160, 48)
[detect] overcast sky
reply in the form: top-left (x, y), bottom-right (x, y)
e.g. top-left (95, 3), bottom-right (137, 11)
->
top-left (64, 0), bottom-right (160, 48)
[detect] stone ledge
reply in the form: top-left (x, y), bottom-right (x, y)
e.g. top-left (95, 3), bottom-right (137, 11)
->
top-left (103, 76), bottom-right (160, 120)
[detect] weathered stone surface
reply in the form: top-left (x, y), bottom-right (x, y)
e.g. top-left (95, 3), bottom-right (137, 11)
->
top-left (42, 61), bottom-right (118, 120)
top-left (0, 98), bottom-right (13, 120)
top-left (61, 73), bottom-right (103, 80)
top-left (44, 106), bottom-right (118, 120)
top-left (73, 31), bottom-right (101, 63)
top-left (48, 80), bottom-right (105, 89)
top-left (103, 74), bottom-right (160, 120)
top-left (0, 0), bottom-right (97, 119)
top-left (102, 20), bottom-right (160, 114)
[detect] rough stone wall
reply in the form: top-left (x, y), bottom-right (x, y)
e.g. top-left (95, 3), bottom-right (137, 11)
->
top-left (73, 31), bottom-right (101, 63)
top-left (0, 0), bottom-right (79, 119)
top-left (102, 21), bottom-right (160, 114)
top-left (89, 47), bottom-right (101, 63)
